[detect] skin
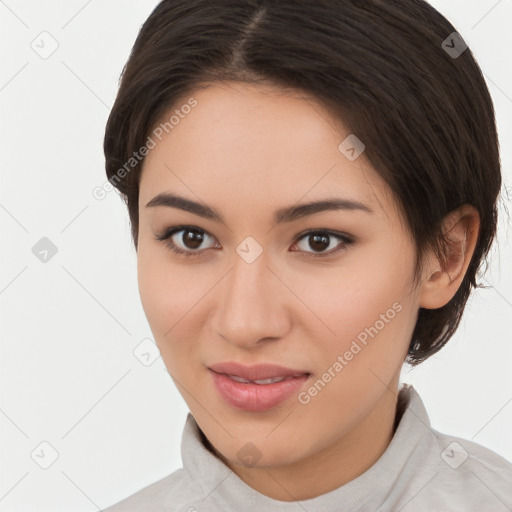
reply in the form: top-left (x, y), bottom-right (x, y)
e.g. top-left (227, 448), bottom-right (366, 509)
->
top-left (136, 81), bottom-right (480, 501)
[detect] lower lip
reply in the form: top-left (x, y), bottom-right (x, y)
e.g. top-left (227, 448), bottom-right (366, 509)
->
top-left (210, 370), bottom-right (310, 412)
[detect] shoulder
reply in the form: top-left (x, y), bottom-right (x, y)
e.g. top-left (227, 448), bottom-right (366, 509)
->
top-left (399, 427), bottom-right (512, 511)
top-left (102, 467), bottom-right (195, 512)
top-left (382, 385), bottom-right (512, 511)
top-left (431, 426), bottom-right (512, 478)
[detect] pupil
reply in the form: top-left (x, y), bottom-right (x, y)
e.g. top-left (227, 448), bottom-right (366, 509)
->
top-left (310, 234), bottom-right (329, 252)
top-left (183, 229), bottom-right (203, 249)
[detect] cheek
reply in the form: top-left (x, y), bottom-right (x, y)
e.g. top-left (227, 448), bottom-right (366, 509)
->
top-left (136, 247), bottom-right (212, 365)
top-left (299, 247), bottom-right (417, 366)
top-left (137, 247), bottom-right (191, 341)
top-left (137, 249), bottom-right (168, 330)
top-left (291, 255), bottom-right (417, 430)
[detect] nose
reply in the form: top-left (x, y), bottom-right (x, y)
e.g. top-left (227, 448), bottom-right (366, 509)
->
top-left (211, 248), bottom-right (291, 349)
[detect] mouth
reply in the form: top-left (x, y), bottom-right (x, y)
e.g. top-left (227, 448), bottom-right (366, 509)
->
top-left (207, 361), bottom-right (310, 381)
top-left (207, 362), bottom-right (311, 412)
top-left (218, 373), bottom-right (306, 385)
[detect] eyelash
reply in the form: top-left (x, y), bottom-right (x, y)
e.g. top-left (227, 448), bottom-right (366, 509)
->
top-left (154, 225), bottom-right (354, 259)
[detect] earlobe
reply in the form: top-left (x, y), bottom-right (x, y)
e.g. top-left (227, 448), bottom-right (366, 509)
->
top-left (418, 204), bottom-right (480, 310)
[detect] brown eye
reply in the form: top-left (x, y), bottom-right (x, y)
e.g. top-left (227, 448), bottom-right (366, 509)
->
top-left (308, 233), bottom-right (330, 252)
top-left (155, 226), bottom-right (218, 257)
top-left (292, 230), bottom-right (353, 256)
top-left (180, 228), bottom-right (206, 250)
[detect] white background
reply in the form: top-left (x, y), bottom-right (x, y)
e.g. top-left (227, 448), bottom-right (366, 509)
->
top-left (0, 1), bottom-right (511, 510)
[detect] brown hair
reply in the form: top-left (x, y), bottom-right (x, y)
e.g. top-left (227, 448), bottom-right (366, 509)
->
top-left (103, 0), bottom-right (501, 365)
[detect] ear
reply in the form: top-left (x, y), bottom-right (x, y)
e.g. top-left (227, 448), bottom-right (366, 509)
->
top-left (418, 204), bottom-right (480, 309)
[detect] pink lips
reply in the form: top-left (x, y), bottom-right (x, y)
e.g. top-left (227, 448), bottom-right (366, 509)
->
top-left (208, 362), bottom-right (310, 412)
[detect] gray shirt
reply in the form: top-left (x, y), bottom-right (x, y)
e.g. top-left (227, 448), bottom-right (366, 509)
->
top-left (103, 384), bottom-right (512, 511)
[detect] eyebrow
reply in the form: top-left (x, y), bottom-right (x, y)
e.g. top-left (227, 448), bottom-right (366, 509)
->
top-left (145, 192), bottom-right (373, 224)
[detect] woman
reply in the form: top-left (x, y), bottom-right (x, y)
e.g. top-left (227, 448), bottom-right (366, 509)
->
top-left (102, 0), bottom-right (512, 510)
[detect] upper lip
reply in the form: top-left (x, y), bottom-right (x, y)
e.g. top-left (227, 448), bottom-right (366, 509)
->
top-left (208, 362), bottom-right (310, 381)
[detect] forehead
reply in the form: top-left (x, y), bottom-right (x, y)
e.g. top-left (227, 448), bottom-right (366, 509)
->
top-left (139, 81), bottom-right (392, 217)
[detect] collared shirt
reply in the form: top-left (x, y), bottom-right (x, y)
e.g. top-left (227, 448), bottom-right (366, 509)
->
top-left (103, 384), bottom-right (512, 511)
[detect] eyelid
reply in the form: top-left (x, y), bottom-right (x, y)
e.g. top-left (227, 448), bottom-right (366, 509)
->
top-left (155, 225), bottom-right (218, 258)
top-left (155, 225), bottom-right (354, 258)
top-left (292, 229), bottom-right (354, 258)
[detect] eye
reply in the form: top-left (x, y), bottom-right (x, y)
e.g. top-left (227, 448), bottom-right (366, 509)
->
top-left (155, 226), bottom-right (219, 258)
top-left (155, 226), bottom-right (354, 259)
top-left (291, 230), bottom-right (353, 257)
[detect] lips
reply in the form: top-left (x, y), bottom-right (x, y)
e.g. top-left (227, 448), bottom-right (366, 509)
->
top-left (209, 367), bottom-right (311, 412)
top-left (208, 361), bottom-right (310, 382)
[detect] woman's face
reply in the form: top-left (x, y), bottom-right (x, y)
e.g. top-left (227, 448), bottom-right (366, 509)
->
top-left (137, 81), bottom-right (424, 476)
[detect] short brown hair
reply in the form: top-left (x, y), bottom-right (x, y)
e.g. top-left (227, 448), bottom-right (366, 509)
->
top-left (103, 0), bottom-right (502, 365)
